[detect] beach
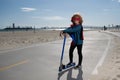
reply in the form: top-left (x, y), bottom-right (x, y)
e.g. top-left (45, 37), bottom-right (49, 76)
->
top-left (0, 30), bottom-right (61, 51)
top-left (0, 30), bottom-right (120, 80)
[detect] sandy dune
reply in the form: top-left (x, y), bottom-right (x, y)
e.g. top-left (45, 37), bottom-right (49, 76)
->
top-left (0, 30), bottom-right (61, 51)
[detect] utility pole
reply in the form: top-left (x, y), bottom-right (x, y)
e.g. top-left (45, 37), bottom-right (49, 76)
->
top-left (12, 23), bottom-right (15, 33)
top-left (34, 26), bottom-right (36, 33)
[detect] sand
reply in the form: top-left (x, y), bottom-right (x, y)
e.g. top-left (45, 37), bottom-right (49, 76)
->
top-left (0, 30), bottom-right (61, 51)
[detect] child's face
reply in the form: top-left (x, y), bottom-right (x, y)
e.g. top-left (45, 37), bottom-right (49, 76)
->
top-left (74, 20), bottom-right (79, 25)
top-left (72, 16), bottom-right (80, 25)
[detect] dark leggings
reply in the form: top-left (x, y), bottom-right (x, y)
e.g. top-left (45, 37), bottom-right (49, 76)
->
top-left (69, 44), bottom-right (83, 66)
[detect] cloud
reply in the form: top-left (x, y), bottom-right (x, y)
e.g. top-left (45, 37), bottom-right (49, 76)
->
top-left (32, 16), bottom-right (41, 19)
top-left (43, 16), bottom-right (66, 20)
top-left (103, 9), bottom-right (109, 12)
top-left (112, 0), bottom-right (120, 2)
top-left (38, 16), bottom-right (66, 20)
top-left (21, 7), bottom-right (36, 12)
top-left (43, 9), bottom-right (52, 12)
top-left (32, 16), bottom-right (66, 20)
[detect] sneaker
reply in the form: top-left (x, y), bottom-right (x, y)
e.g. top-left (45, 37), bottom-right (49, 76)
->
top-left (67, 62), bottom-right (72, 66)
top-left (62, 64), bottom-right (65, 69)
top-left (74, 65), bottom-right (82, 69)
top-left (67, 62), bottom-right (75, 67)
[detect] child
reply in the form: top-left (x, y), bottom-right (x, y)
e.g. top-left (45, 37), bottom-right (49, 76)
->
top-left (60, 13), bottom-right (84, 68)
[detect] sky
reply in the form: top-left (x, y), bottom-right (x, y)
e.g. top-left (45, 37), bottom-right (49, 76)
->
top-left (0, 0), bottom-right (120, 28)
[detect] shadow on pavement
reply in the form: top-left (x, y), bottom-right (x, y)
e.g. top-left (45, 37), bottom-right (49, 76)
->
top-left (58, 68), bottom-right (83, 80)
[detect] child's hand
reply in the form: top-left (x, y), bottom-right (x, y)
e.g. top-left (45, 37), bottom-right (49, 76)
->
top-left (60, 31), bottom-right (63, 37)
top-left (60, 31), bottom-right (67, 38)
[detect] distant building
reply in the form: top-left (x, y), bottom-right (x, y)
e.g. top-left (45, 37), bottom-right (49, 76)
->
top-left (13, 23), bottom-right (15, 28)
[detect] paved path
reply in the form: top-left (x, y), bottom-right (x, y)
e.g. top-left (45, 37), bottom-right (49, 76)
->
top-left (0, 31), bottom-right (114, 80)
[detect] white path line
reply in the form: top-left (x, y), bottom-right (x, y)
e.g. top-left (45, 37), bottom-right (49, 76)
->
top-left (92, 35), bottom-right (111, 75)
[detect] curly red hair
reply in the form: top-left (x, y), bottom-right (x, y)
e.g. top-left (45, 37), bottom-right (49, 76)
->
top-left (71, 14), bottom-right (83, 25)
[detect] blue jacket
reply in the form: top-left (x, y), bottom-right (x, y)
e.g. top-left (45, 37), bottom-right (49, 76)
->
top-left (63, 25), bottom-right (83, 45)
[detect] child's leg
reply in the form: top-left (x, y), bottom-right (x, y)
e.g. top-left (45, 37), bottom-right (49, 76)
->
top-left (77, 44), bottom-right (83, 66)
top-left (69, 44), bottom-right (76, 63)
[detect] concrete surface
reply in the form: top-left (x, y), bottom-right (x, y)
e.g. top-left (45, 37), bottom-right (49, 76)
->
top-left (0, 31), bottom-right (115, 80)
